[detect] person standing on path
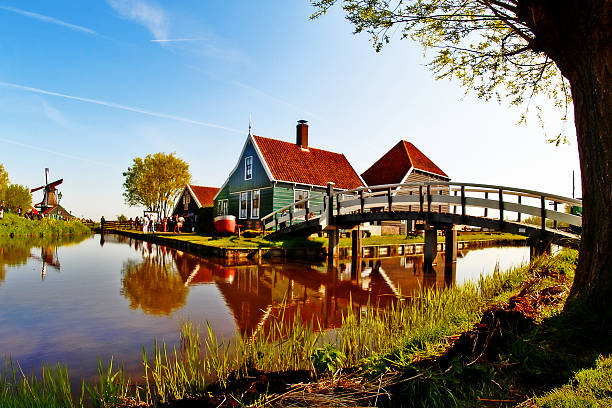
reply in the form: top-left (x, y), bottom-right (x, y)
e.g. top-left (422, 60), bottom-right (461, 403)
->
top-left (143, 215), bottom-right (149, 234)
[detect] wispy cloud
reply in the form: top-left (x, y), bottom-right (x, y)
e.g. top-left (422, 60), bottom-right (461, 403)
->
top-left (0, 82), bottom-right (243, 134)
top-left (40, 99), bottom-right (74, 129)
top-left (0, 136), bottom-right (116, 169)
top-left (107, 0), bottom-right (168, 41)
top-left (151, 38), bottom-right (200, 43)
top-left (0, 5), bottom-right (100, 36)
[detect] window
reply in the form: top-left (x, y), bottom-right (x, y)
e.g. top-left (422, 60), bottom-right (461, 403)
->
top-left (294, 189), bottom-right (309, 210)
top-left (244, 156), bottom-right (253, 180)
top-left (251, 190), bottom-right (260, 219)
top-left (183, 191), bottom-right (190, 210)
top-left (218, 199), bottom-right (228, 216)
top-left (240, 192), bottom-right (248, 219)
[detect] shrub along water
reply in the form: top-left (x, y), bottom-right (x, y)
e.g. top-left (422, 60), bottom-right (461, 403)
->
top-left (0, 213), bottom-right (91, 237)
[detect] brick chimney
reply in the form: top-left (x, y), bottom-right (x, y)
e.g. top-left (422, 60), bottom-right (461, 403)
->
top-left (296, 120), bottom-right (308, 149)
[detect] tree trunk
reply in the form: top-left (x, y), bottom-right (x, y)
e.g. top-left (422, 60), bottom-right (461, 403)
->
top-left (527, 1), bottom-right (612, 310)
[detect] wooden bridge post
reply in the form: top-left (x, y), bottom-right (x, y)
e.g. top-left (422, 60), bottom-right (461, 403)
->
top-left (328, 228), bottom-right (339, 266)
top-left (529, 236), bottom-right (552, 260)
top-left (424, 224), bottom-right (438, 265)
top-left (326, 182), bottom-right (335, 226)
top-left (351, 226), bottom-right (361, 262)
top-left (444, 226), bottom-right (457, 263)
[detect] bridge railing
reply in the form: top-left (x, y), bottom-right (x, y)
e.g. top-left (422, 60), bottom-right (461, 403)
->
top-left (260, 196), bottom-right (327, 231)
top-left (338, 181), bottom-right (582, 231)
top-left (260, 181), bottom-right (582, 234)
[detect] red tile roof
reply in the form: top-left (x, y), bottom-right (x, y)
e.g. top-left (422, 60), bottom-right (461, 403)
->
top-left (253, 135), bottom-right (363, 190)
top-left (189, 185), bottom-right (219, 207)
top-left (361, 140), bottom-right (449, 186)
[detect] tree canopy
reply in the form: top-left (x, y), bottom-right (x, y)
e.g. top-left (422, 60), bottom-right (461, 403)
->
top-left (3, 185), bottom-right (32, 213)
top-left (0, 164), bottom-right (9, 201)
top-left (311, 0), bottom-right (612, 310)
top-left (122, 152), bottom-right (191, 218)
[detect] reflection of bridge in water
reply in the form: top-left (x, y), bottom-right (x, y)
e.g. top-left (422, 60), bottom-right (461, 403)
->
top-left (122, 237), bottom-right (469, 337)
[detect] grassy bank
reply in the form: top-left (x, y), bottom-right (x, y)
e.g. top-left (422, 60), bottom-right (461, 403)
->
top-left (118, 230), bottom-right (526, 249)
top-left (0, 213), bottom-right (91, 237)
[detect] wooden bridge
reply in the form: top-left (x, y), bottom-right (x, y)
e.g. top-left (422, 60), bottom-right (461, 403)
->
top-left (261, 181), bottom-right (582, 264)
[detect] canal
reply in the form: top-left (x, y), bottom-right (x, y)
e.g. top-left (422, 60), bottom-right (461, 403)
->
top-left (0, 233), bottom-right (528, 381)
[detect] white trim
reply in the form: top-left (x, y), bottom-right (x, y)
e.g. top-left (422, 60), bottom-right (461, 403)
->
top-left (251, 189), bottom-right (260, 219)
top-left (229, 186), bottom-right (273, 195)
top-left (250, 134), bottom-right (275, 181)
top-left (294, 188), bottom-right (310, 210)
top-left (213, 134), bottom-right (276, 201)
top-left (186, 184), bottom-right (203, 207)
top-left (244, 156), bottom-right (253, 180)
top-left (239, 191), bottom-right (248, 219)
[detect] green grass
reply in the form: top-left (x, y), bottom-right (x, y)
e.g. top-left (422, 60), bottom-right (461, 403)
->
top-left (0, 214), bottom-right (91, 237)
top-left (120, 229), bottom-right (524, 250)
top-left (535, 355), bottom-right (612, 407)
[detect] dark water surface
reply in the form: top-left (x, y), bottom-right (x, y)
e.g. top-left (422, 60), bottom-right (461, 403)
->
top-left (0, 234), bottom-right (528, 380)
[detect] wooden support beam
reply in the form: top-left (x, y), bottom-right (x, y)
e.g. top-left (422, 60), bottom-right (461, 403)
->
top-left (326, 182), bottom-right (335, 226)
top-left (517, 195), bottom-right (522, 222)
top-left (352, 227), bottom-right (361, 261)
top-left (328, 228), bottom-right (339, 266)
top-left (461, 186), bottom-right (466, 218)
top-left (445, 226), bottom-right (457, 263)
top-left (484, 192), bottom-right (488, 217)
top-left (540, 195), bottom-right (546, 231)
top-left (553, 201), bottom-right (558, 230)
top-left (426, 184), bottom-right (432, 213)
top-left (274, 213), bottom-right (278, 231)
top-left (289, 207), bottom-right (293, 225)
top-left (419, 186), bottom-right (424, 213)
top-left (499, 189), bottom-right (504, 227)
top-left (388, 187), bottom-right (393, 213)
top-left (360, 190), bottom-right (365, 214)
top-left (424, 224), bottom-right (437, 265)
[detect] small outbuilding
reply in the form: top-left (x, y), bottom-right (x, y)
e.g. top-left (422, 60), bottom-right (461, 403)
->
top-left (361, 140), bottom-right (450, 234)
top-left (172, 185), bottom-right (220, 217)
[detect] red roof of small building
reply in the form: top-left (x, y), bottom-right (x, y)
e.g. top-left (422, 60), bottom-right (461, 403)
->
top-left (361, 140), bottom-right (449, 186)
top-left (252, 135), bottom-right (363, 190)
top-left (189, 185), bottom-right (219, 207)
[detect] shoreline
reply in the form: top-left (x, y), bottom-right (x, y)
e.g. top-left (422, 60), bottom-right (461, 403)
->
top-left (104, 227), bottom-right (527, 262)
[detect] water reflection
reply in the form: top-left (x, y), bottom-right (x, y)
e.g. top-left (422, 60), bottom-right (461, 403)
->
top-left (115, 239), bottom-right (504, 338)
top-left (0, 235), bottom-right (88, 284)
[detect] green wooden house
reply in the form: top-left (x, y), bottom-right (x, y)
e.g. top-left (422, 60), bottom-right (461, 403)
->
top-left (214, 121), bottom-right (364, 229)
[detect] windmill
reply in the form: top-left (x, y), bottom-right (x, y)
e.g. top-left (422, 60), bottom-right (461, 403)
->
top-left (31, 168), bottom-right (63, 213)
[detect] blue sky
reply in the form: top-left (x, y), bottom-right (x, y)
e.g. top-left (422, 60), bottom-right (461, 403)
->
top-left (0, 1), bottom-right (580, 219)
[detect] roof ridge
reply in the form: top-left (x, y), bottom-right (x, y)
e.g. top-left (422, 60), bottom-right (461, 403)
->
top-left (401, 140), bottom-right (413, 168)
top-left (253, 134), bottom-right (344, 156)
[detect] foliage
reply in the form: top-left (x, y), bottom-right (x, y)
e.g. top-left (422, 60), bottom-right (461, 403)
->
top-left (535, 355), bottom-right (612, 407)
top-left (116, 214), bottom-right (128, 223)
top-left (3, 184), bottom-right (32, 213)
top-left (0, 213), bottom-right (91, 237)
top-left (310, 0), bottom-right (572, 141)
top-left (0, 164), bottom-right (8, 201)
top-left (122, 152), bottom-right (191, 218)
top-left (311, 344), bottom-right (346, 375)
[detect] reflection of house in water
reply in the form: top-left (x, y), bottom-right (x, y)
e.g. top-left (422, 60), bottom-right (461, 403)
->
top-left (122, 239), bottom-right (457, 336)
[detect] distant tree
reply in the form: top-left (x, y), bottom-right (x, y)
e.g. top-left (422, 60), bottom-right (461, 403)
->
top-left (4, 184), bottom-right (32, 213)
top-left (311, 0), bottom-right (612, 311)
top-left (122, 153), bottom-right (191, 218)
top-left (117, 214), bottom-right (128, 223)
top-left (0, 164), bottom-right (9, 201)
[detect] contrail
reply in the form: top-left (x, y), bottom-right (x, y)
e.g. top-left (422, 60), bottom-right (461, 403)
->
top-left (0, 137), bottom-right (117, 168)
top-left (0, 82), bottom-right (243, 134)
top-left (151, 38), bottom-right (202, 43)
top-left (0, 5), bottom-right (100, 36)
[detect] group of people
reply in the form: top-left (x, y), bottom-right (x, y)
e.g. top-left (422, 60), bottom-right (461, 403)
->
top-left (129, 214), bottom-right (194, 234)
top-left (0, 201), bottom-right (45, 220)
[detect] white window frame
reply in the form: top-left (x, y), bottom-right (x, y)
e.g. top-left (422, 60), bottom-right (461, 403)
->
top-left (183, 191), bottom-right (190, 210)
top-left (218, 199), bottom-right (228, 215)
top-left (294, 189), bottom-right (310, 210)
top-left (239, 192), bottom-right (248, 219)
top-left (244, 156), bottom-right (253, 180)
top-left (251, 189), bottom-right (260, 219)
